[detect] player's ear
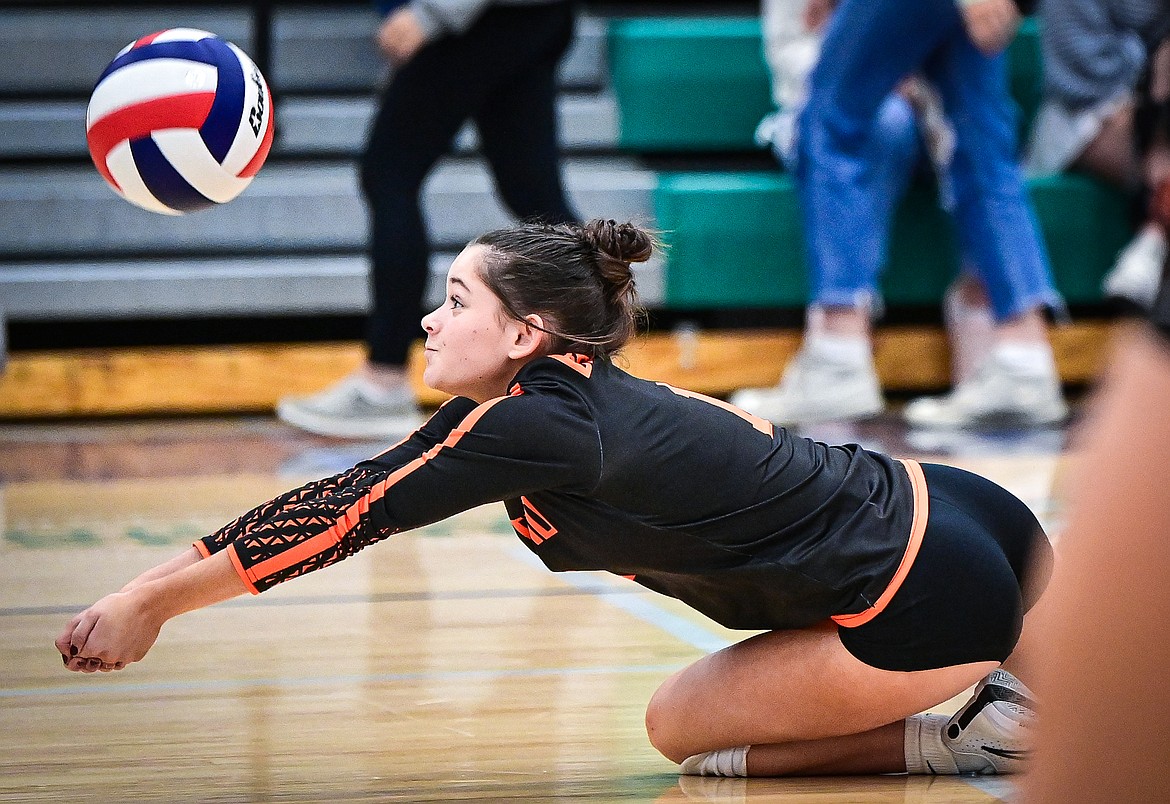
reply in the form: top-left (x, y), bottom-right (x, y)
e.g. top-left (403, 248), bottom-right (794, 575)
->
top-left (508, 314), bottom-right (548, 360)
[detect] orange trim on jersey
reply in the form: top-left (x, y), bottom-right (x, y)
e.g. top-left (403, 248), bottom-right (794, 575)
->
top-left (369, 397), bottom-right (462, 461)
top-left (658, 383), bottom-right (774, 437)
top-left (511, 516), bottom-right (534, 541)
top-left (243, 395), bottom-right (510, 588)
top-left (549, 353), bottom-right (593, 377)
top-left (512, 497), bottom-right (559, 545)
top-left (226, 544), bottom-right (261, 595)
top-left (518, 496), bottom-right (558, 544)
top-left (832, 459), bottom-right (929, 628)
top-left (193, 540), bottom-right (212, 559)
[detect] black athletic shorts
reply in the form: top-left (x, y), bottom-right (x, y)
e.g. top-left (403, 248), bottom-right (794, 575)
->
top-left (837, 462), bottom-right (1053, 672)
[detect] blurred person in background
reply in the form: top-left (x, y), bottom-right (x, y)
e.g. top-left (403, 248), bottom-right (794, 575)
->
top-left (277, 0), bottom-right (578, 438)
top-left (734, 0), bottom-right (1068, 431)
top-left (1026, 0), bottom-right (1170, 311)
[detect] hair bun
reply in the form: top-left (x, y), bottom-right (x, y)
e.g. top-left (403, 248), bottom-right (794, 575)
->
top-left (583, 219), bottom-right (654, 265)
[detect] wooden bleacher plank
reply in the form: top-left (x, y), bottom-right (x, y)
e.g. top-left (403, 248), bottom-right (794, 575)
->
top-left (0, 322), bottom-right (1119, 419)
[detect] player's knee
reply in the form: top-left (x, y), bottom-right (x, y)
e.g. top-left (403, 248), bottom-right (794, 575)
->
top-left (644, 676), bottom-right (690, 763)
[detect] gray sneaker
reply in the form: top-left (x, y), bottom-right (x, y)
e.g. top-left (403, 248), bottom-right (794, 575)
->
top-left (903, 352), bottom-right (1068, 430)
top-left (276, 375), bottom-right (424, 439)
top-left (729, 348), bottom-right (884, 426)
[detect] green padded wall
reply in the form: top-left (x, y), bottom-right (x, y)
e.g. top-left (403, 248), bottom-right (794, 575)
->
top-left (608, 18), bottom-right (772, 151)
top-left (656, 172), bottom-right (1133, 309)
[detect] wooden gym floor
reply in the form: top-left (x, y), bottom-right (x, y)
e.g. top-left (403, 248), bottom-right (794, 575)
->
top-left (0, 411), bottom-right (1069, 802)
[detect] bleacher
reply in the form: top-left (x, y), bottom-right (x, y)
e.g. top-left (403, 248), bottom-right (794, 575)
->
top-left (0, 3), bottom-right (1129, 417)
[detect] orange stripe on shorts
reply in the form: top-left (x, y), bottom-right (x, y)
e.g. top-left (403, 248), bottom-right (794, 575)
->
top-left (832, 459), bottom-right (929, 628)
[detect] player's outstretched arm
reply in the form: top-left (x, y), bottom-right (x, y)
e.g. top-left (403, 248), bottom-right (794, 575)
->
top-left (118, 545), bottom-right (204, 592)
top-left (55, 549), bottom-right (248, 673)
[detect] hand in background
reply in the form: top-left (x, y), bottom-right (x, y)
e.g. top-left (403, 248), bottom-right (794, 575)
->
top-left (959, 0), bottom-right (1021, 56)
top-left (803, 0), bottom-right (837, 33)
top-left (377, 7), bottom-right (429, 66)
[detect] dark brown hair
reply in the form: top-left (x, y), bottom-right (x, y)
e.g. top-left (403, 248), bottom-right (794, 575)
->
top-left (473, 219), bottom-right (654, 358)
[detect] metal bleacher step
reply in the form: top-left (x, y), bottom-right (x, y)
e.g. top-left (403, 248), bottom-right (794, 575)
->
top-left (269, 8), bottom-right (606, 92)
top-left (0, 250), bottom-right (665, 322)
top-left (0, 7), bottom-right (604, 96)
top-left (0, 7), bottom-right (255, 95)
top-left (0, 156), bottom-right (655, 258)
top-left (277, 91), bottom-right (620, 156)
top-left (0, 92), bottom-right (620, 160)
top-left (0, 4), bottom-right (627, 341)
top-left (0, 4), bottom-right (613, 160)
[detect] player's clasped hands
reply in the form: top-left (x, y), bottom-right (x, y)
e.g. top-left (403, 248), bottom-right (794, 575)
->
top-left (55, 590), bottom-right (165, 673)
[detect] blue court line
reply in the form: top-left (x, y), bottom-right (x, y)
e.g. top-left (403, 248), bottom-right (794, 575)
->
top-left (2, 663), bottom-right (685, 700)
top-left (960, 775), bottom-right (1015, 800)
top-left (506, 545), bottom-right (735, 654)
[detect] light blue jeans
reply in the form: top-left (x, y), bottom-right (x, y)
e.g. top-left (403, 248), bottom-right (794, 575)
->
top-left (795, 0), bottom-right (1062, 322)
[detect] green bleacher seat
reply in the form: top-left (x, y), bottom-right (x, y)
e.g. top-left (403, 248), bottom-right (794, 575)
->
top-left (655, 171), bottom-right (1132, 309)
top-left (1007, 17), bottom-right (1043, 144)
top-left (1030, 173), bottom-right (1133, 303)
top-left (609, 16), bottom-right (1046, 153)
top-left (608, 17), bottom-right (772, 151)
top-left (656, 173), bottom-right (807, 307)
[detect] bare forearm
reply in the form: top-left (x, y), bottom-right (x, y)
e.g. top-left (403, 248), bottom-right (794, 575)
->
top-left (120, 546), bottom-right (203, 592)
top-left (58, 549), bottom-right (250, 671)
top-left (138, 549), bottom-right (250, 621)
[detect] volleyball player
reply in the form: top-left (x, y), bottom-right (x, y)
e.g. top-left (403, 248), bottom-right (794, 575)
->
top-left (56, 220), bottom-right (1051, 777)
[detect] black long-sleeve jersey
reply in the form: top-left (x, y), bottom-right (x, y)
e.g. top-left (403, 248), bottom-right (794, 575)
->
top-left (198, 354), bottom-right (927, 632)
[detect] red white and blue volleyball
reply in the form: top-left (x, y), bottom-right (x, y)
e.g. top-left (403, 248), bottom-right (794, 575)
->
top-left (86, 29), bottom-right (275, 215)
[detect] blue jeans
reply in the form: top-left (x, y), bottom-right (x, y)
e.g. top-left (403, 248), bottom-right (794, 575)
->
top-left (795, 0), bottom-right (1062, 321)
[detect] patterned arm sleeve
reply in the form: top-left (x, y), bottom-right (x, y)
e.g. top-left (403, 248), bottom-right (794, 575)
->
top-left (196, 464), bottom-right (377, 558)
top-left (218, 464), bottom-right (398, 593)
top-left (208, 382), bottom-right (599, 595)
top-left (196, 397), bottom-right (482, 591)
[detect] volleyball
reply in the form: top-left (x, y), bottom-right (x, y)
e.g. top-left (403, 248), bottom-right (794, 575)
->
top-left (85, 29), bottom-right (275, 215)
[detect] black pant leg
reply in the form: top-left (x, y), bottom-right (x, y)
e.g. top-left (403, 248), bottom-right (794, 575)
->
top-left (360, 2), bottom-right (579, 366)
top-left (360, 44), bottom-right (479, 367)
top-left (473, 4), bottom-right (579, 224)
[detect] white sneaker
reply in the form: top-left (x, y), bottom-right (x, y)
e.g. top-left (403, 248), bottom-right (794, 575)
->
top-left (1103, 225), bottom-right (1166, 310)
top-left (941, 669), bottom-right (1036, 775)
top-left (276, 375), bottom-right (424, 439)
top-left (729, 347), bottom-right (884, 426)
top-left (903, 352), bottom-right (1067, 430)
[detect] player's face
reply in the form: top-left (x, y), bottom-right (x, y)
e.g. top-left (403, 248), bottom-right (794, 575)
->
top-left (420, 245), bottom-right (539, 402)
